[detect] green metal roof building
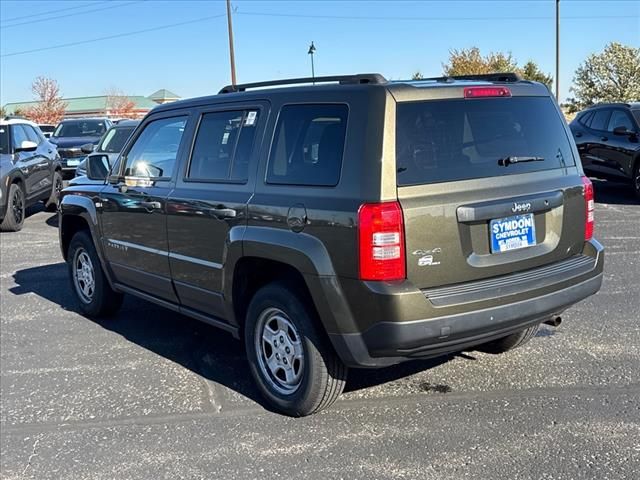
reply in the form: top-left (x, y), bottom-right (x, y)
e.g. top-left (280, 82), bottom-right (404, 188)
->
top-left (3, 90), bottom-right (180, 119)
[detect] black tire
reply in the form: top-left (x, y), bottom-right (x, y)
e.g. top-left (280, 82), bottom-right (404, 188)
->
top-left (0, 183), bottom-right (25, 232)
top-left (45, 170), bottom-right (63, 212)
top-left (67, 230), bottom-right (123, 317)
top-left (245, 282), bottom-right (347, 416)
top-left (476, 323), bottom-right (540, 354)
top-left (632, 160), bottom-right (640, 200)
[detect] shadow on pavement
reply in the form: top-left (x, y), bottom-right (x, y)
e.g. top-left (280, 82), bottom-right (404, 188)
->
top-left (591, 178), bottom-right (638, 205)
top-left (10, 262), bottom-right (457, 409)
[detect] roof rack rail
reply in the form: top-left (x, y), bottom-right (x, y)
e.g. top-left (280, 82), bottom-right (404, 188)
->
top-left (3, 115), bottom-right (27, 121)
top-left (218, 73), bottom-right (387, 94)
top-left (420, 73), bottom-right (523, 83)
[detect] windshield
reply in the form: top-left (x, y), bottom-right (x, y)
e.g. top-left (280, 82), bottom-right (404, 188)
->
top-left (97, 126), bottom-right (135, 153)
top-left (396, 97), bottom-right (576, 186)
top-left (633, 110), bottom-right (640, 128)
top-left (0, 127), bottom-right (8, 154)
top-left (53, 120), bottom-right (107, 138)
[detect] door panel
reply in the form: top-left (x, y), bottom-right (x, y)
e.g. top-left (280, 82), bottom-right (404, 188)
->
top-left (99, 113), bottom-right (191, 302)
top-left (167, 104), bottom-right (267, 317)
top-left (100, 183), bottom-right (177, 302)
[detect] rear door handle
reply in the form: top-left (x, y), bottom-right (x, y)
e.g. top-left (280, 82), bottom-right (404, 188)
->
top-left (140, 201), bottom-right (161, 211)
top-left (210, 207), bottom-right (237, 218)
top-left (601, 136), bottom-right (608, 141)
top-left (574, 132), bottom-right (582, 138)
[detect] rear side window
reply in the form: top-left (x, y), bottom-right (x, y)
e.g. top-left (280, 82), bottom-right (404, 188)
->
top-left (267, 104), bottom-right (348, 186)
top-left (188, 110), bottom-right (259, 182)
top-left (589, 109), bottom-right (610, 131)
top-left (578, 111), bottom-right (594, 127)
top-left (607, 110), bottom-right (635, 132)
top-left (396, 97), bottom-right (576, 186)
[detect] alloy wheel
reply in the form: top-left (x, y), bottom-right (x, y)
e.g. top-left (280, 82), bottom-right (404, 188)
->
top-left (73, 248), bottom-right (95, 304)
top-left (12, 190), bottom-right (24, 224)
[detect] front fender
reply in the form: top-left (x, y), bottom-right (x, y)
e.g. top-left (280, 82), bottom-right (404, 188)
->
top-left (58, 193), bottom-right (115, 288)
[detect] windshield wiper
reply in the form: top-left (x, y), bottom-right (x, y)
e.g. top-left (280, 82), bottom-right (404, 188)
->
top-left (498, 156), bottom-right (545, 167)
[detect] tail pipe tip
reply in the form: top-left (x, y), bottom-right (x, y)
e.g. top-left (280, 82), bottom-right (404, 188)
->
top-left (543, 316), bottom-right (562, 328)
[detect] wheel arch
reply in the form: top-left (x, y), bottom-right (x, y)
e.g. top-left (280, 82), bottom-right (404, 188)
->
top-left (225, 227), bottom-right (356, 339)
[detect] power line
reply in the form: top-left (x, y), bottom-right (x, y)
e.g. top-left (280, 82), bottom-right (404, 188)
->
top-left (236, 11), bottom-right (638, 21)
top-left (1, 14), bottom-right (226, 58)
top-left (0, 1), bottom-right (144, 30)
top-left (0, 1), bottom-right (110, 23)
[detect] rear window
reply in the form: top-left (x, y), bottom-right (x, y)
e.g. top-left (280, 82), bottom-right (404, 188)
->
top-left (267, 104), bottom-right (347, 187)
top-left (396, 97), bottom-right (576, 186)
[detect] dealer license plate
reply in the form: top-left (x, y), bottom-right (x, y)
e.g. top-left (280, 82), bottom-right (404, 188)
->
top-left (490, 213), bottom-right (536, 253)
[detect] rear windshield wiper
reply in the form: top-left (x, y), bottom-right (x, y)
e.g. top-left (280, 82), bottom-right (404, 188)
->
top-left (498, 156), bottom-right (545, 167)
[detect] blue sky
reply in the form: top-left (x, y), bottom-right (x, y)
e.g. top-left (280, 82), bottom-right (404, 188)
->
top-left (1, 0), bottom-right (638, 105)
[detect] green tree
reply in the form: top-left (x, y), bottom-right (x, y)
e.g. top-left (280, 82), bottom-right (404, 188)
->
top-left (443, 47), bottom-right (518, 76)
top-left (0, 106), bottom-right (5, 118)
top-left (521, 61), bottom-right (553, 89)
top-left (567, 42), bottom-right (640, 112)
top-left (411, 71), bottom-right (425, 80)
top-left (440, 47), bottom-right (553, 89)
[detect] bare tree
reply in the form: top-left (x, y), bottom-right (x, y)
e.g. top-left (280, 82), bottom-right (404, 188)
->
top-left (26, 76), bottom-right (67, 124)
top-left (105, 87), bottom-right (136, 119)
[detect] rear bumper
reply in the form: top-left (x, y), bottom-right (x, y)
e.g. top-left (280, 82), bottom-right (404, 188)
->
top-left (328, 240), bottom-right (604, 368)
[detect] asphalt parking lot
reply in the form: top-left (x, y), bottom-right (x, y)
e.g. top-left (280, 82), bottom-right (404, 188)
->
top-left (1, 180), bottom-right (639, 480)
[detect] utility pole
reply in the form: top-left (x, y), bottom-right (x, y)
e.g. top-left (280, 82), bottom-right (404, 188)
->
top-left (226, 0), bottom-right (237, 86)
top-left (555, 0), bottom-right (560, 100)
top-left (308, 41), bottom-right (316, 82)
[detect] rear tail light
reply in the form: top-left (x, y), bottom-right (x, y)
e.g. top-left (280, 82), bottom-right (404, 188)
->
top-left (358, 202), bottom-right (406, 281)
top-left (581, 176), bottom-right (594, 241)
top-left (464, 86), bottom-right (511, 98)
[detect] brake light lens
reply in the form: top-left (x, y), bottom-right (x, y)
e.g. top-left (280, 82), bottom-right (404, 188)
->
top-left (358, 202), bottom-right (406, 281)
top-left (464, 86), bottom-right (511, 98)
top-left (582, 176), bottom-right (594, 241)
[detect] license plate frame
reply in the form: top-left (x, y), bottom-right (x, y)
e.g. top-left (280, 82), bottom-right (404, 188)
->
top-left (490, 213), bottom-right (536, 253)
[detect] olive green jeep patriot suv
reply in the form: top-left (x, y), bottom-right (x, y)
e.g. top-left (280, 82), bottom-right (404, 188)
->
top-left (59, 73), bottom-right (604, 416)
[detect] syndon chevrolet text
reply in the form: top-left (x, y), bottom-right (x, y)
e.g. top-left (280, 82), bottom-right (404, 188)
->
top-left (59, 73), bottom-right (604, 416)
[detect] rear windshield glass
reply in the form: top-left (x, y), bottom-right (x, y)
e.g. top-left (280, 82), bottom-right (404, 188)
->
top-left (396, 97), bottom-right (575, 186)
top-left (633, 110), bottom-right (640, 127)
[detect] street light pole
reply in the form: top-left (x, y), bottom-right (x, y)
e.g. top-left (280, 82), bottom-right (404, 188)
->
top-left (555, 0), bottom-right (560, 100)
top-left (226, 0), bottom-right (237, 86)
top-left (308, 41), bottom-right (316, 83)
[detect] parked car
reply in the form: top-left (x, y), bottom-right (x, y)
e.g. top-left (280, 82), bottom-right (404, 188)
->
top-left (38, 124), bottom-right (56, 138)
top-left (1, 117), bottom-right (62, 231)
top-left (50, 118), bottom-right (112, 179)
top-left (73, 120), bottom-right (139, 182)
top-left (569, 103), bottom-right (640, 199)
top-left (59, 73), bottom-right (604, 416)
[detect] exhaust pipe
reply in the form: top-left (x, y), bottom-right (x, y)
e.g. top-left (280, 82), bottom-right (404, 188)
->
top-left (543, 316), bottom-right (562, 327)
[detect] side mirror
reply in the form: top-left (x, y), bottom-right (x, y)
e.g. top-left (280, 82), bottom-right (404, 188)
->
top-left (613, 126), bottom-right (635, 136)
top-left (85, 154), bottom-right (110, 181)
top-left (15, 140), bottom-right (38, 153)
top-left (80, 143), bottom-right (95, 154)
